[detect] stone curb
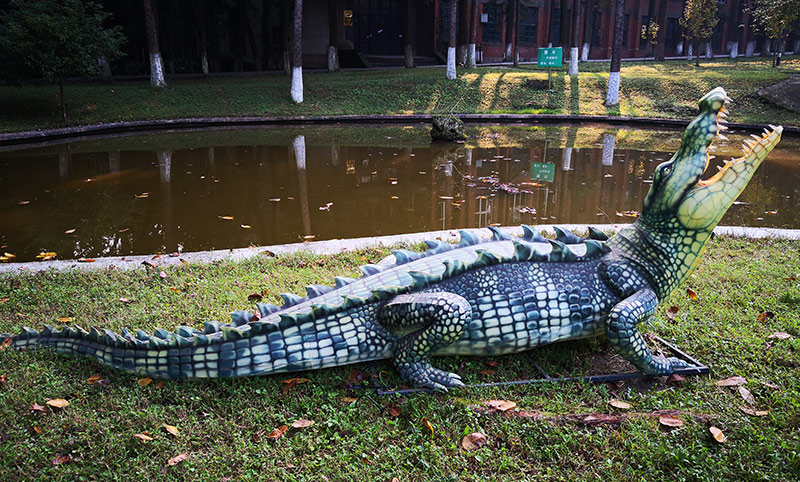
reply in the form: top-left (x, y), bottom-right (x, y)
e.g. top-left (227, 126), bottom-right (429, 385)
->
top-left (1, 224), bottom-right (797, 274)
top-left (1, 114), bottom-right (797, 149)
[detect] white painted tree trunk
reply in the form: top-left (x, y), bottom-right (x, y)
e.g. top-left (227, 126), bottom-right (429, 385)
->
top-left (581, 43), bottom-right (590, 61)
top-left (676, 42), bottom-right (684, 56)
top-left (746, 41), bottom-right (756, 57)
top-left (505, 43), bottom-right (513, 61)
top-left (569, 47), bottom-right (579, 76)
top-left (601, 133), bottom-right (616, 166)
top-left (291, 66), bottom-right (303, 103)
top-left (704, 42), bottom-right (712, 59)
top-left (687, 43), bottom-right (693, 61)
top-left (466, 44), bottom-right (476, 68)
top-left (201, 53), bottom-right (209, 75)
top-left (727, 41), bottom-right (738, 58)
top-left (404, 44), bottom-right (415, 68)
top-left (446, 47), bottom-right (456, 80)
top-left (327, 46), bottom-right (339, 72)
top-left (457, 45), bottom-right (467, 65)
top-left (794, 40), bottom-right (800, 54)
top-left (150, 53), bottom-right (167, 88)
top-left (605, 71), bottom-right (620, 106)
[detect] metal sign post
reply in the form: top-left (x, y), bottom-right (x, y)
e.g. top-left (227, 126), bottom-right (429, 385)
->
top-left (537, 47), bottom-right (563, 91)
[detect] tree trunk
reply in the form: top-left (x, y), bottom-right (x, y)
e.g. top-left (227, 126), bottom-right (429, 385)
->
top-left (776, 38), bottom-right (784, 67)
top-left (466, 0), bottom-right (478, 68)
top-left (291, 0), bottom-right (303, 102)
top-left (582, 0), bottom-right (594, 61)
top-left (695, 39), bottom-right (700, 66)
top-left (606, 0), bottom-right (625, 106)
top-left (405, 0), bottom-right (415, 68)
top-left (143, 0), bottom-right (167, 88)
top-left (59, 77), bottom-right (67, 123)
top-left (654, 0), bottom-right (667, 61)
top-left (458, 0), bottom-right (470, 65)
top-left (560, 0), bottom-right (569, 47)
top-left (569, 0), bottom-right (581, 75)
top-left (513, 0), bottom-right (520, 66)
top-left (327, 0), bottom-right (339, 71)
top-left (447, 0), bottom-right (458, 79)
top-left (645, 0), bottom-right (656, 57)
top-left (505, 0), bottom-right (516, 60)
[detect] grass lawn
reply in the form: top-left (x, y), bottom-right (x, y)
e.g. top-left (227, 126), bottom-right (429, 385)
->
top-left (0, 236), bottom-right (798, 480)
top-left (0, 57), bottom-right (798, 133)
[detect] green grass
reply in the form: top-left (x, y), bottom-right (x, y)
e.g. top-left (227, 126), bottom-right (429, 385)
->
top-left (1, 56), bottom-right (798, 133)
top-left (0, 237), bottom-right (799, 480)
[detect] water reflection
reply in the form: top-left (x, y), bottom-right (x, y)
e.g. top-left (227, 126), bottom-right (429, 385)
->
top-left (0, 125), bottom-right (798, 262)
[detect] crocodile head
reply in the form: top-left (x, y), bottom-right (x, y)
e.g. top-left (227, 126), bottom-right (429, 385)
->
top-left (641, 87), bottom-right (783, 229)
top-left (616, 87), bottom-right (783, 297)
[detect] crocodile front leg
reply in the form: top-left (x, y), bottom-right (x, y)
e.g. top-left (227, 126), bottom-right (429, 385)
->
top-left (605, 288), bottom-right (689, 375)
top-left (378, 292), bottom-right (471, 390)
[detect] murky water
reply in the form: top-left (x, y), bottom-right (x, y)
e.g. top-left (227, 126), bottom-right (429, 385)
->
top-left (1, 124), bottom-right (798, 262)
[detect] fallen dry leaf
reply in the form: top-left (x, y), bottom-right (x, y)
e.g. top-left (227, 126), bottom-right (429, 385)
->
top-left (658, 415), bottom-right (684, 428)
top-left (119, 297), bottom-right (133, 304)
top-left (0, 337), bottom-right (12, 350)
top-left (56, 317), bottom-right (74, 323)
top-left (218, 215), bottom-right (234, 220)
top-left (739, 406), bottom-right (769, 417)
top-left (609, 399), bottom-right (632, 410)
top-left (0, 374), bottom-right (7, 385)
top-left (241, 224), bottom-right (251, 229)
top-left (667, 374), bottom-right (686, 385)
top-left (154, 380), bottom-right (166, 389)
top-left (159, 271), bottom-right (167, 279)
top-left (133, 433), bottom-right (154, 442)
top-left (291, 419), bottom-right (315, 429)
top-left (163, 424), bottom-right (179, 437)
top-left (738, 386), bottom-right (756, 405)
top-left (686, 288), bottom-right (698, 300)
top-left (266, 425), bottom-right (288, 441)
top-left (46, 399), bottom-right (69, 409)
top-left (422, 417), bottom-right (434, 436)
top-left (461, 432), bottom-right (488, 450)
top-left (167, 453), bottom-right (189, 466)
top-left (0, 297), bottom-right (9, 304)
top-left (387, 404), bottom-right (402, 418)
top-left (665, 306), bottom-right (679, 320)
top-left (768, 332), bottom-right (791, 340)
top-left (757, 312), bottom-right (775, 322)
top-left (247, 293), bottom-right (263, 302)
top-left (715, 376), bottom-right (747, 387)
top-left (64, 229), bottom-right (76, 234)
top-left (33, 426), bottom-right (43, 434)
top-left (77, 258), bottom-right (96, 263)
top-left (709, 426), bottom-right (726, 443)
top-left (52, 453), bottom-right (72, 465)
top-left (341, 397), bottom-right (358, 404)
top-left (281, 377), bottom-right (309, 393)
top-left (29, 402), bottom-right (47, 413)
top-left (138, 377), bottom-right (153, 387)
top-left (486, 400), bottom-right (517, 412)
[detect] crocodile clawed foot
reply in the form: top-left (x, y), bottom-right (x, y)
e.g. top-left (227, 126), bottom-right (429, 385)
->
top-left (646, 355), bottom-right (691, 375)
top-left (397, 362), bottom-right (464, 391)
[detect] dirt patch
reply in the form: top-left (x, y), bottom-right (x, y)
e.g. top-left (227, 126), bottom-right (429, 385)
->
top-left (758, 76), bottom-right (800, 113)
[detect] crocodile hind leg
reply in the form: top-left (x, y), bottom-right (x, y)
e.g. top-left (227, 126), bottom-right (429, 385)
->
top-left (378, 292), bottom-right (471, 390)
top-left (605, 288), bottom-right (691, 375)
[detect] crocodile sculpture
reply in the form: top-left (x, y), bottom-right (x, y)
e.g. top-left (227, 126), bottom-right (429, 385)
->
top-left (2, 88), bottom-right (783, 389)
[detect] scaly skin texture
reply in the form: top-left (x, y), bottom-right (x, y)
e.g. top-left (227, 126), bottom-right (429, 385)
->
top-left (1, 88), bottom-right (783, 390)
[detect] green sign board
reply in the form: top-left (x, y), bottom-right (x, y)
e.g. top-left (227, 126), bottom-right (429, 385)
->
top-left (537, 47), bottom-right (563, 67)
top-left (530, 162), bottom-right (556, 183)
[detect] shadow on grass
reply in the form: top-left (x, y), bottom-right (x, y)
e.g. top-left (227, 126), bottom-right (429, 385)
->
top-left (569, 74), bottom-right (580, 114)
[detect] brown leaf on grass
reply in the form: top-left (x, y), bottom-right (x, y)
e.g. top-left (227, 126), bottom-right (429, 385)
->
top-left (154, 380), bottom-right (166, 389)
top-left (479, 370), bottom-right (495, 376)
top-left (179, 258), bottom-right (189, 265)
top-left (667, 374), bottom-right (686, 385)
top-left (387, 404), bottom-right (401, 418)
top-left (461, 432), bottom-right (488, 451)
top-left (341, 397), bottom-right (358, 404)
top-left (0, 338), bottom-right (11, 350)
top-left (768, 332), bottom-right (791, 340)
top-left (159, 271), bottom-right (167, 279)
top-left (739, 406), bottom-right (769, 417)
top-left (45, 399), bottom-right (69, 409)
top-left (266, 425), bottom-right (288, 441)
top-left (757, 312), bottom-right (775, 322)
top-left (167, 453), bottom-right (189, 466)
top-left (0, 297), bottom-right (9, 304)
top-left (715, 376), bottom-right (747, 387)
top-left (658, 415), bottom-right (684, 428)
top-left (422, 417), bottom-right (434, 436)
top-left (119, 297), bottom-right (133, 304)
top-left (247, 293), bottom-right (263, 302)
top-left (0, 374), bottom-right (7, 385)
top-left (291, 419), bottom-right (315, 429)
top-left (485, 360), bottom-right (499, 368)
top-left (281, 377), bottom-right (309, 393)
top-left (486, 400), bottom-right (517, 412)
top-left (163, 424), bottom-right (179, 437)
top-left (77, 258), bottom-right (96, 263)
top-left (133, 433), bottom-right (154, 442)
top-left (138, 377), bottom-right (153, 387)
top-left (582, 414), bottom-right (624, 425)
top-left (738, 386), bottom-right (756, 405)
top-left (29, 402), bottom-right (47, 414)
top-left (141, 260), bottom-right (156, 268)
top-left (709, 426), bottom-right (726, 443)
top-left (665, 306), bottom-right (679, 320)
top-left (33, 426), bottom-right (43, 434)
top-left (56, 317), bottom-right (74, 323)
top-left (686, 288), bottom-right (698, 300)
top-left (52, 453), bottom-right (72, 465)
top-left (609, 399), bottom-right (631, 410)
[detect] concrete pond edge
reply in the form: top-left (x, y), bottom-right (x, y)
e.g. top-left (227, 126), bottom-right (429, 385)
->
top-left (1, 114), bottom-right (798, 149)
top-left (1, 224), bottom-right (798, 274)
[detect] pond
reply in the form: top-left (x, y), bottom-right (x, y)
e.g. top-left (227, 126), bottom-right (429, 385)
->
top-left (1, 124), bottom-right (798, 262)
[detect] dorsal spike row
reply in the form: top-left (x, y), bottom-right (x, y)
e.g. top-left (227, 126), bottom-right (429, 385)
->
top-left (280, 293), bottom-right (303, 307)
top-left (474, 249), bottom-right (502, 268)
top-left (391, 249), bottom-right (419, 265)
top-left (359, 264), bottom-right (381, 277)
top-left (256, 303), bottom-right (280, 317)
top-left (487, 226), bottom-right (512, 241)
top-left (305, 284), bottom-right (333, 298)
top-left (553, 227), bottom-right (582, 244)
top-left (547, 240), bottom-right (579, 262)
top-left (521, 225), bottom-right (548, 243)
top-left (334, 276), bottom-right (356, 288)
top-left (458, 229), bottom-right (481, 247)
top-left (586, 226), bottom-right (609, 241)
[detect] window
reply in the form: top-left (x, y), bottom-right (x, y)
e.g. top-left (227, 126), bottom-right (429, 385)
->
top-left (481, 2), bottom-right (503, 44)
top-left (622, 14), bottom-right (630, 48)
top-left (519, 6), bottom-right (538, 45)
top-left (666, 17), bottom-right (680, 50)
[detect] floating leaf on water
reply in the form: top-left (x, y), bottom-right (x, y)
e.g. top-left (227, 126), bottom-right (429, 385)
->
top-left (167, 453), bottom-right (189, 466)
top-left (391, 196), bottom-right (399, 200)
top-left (302, 235), bottom-right (315, 241)
top-left (163, 424), bottom-right (179, 437)
top-left (64, 229), bottom-right (76, 234)
top-left (36, 252), bottom-right (57, 260)
top-left (686, 288), bottom-right (698, 300)
top-left (46, 399), bottom-right (69, 409)
top-left (291, 419), bottom-right (315, 428)
top-left (738, 386), bottom-right (756, 405)
top-left (768, 332), bottom-right (791, 340)
top-left (138, 377), bottom-right (153, 387)
top-left (218, 215), bottom-right (234, 220)
top-left (609, 399), bottom-right (631, 410)
top-left (461, 432), bottom-right (488, 451)
top-left (241, 224), bottom-right (252, 229)
top-left (135, 193), bottom-right (149, 199)
top-left (658, 415), bottom-right (683, 428)
top-left (18, 200), bottom-right (30, 205)
top-left (56, 317), bottom-right (74, 323)
top-left (715, 376), bottom-right (747, 387)
top-left (486, 400), bottom-right (517, 412)
top-left (709, 426), bottom-right (727, 443)
top-left (757, 312), bottom-right (775, 322)
top-left (268, 198), bottom-right (281, 202)
top-left (133, 433), bottom-right (154, 442)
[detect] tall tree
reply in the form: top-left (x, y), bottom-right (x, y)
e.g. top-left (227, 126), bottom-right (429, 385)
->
top-left (560, 0), bottom-right (570, 47)
top-left (142, 0), bottom-right (166, 88)
top-left (747, 0), bottom-right (800, 66)
top-left (327, 0), bottom-right (339, 71)
top-left (569, 0), bottom-right (582, 75)
top-left (606, 0), bottom-right (625, 106)
top-left (405, 0), bottom-right (415, 68)
top-left (680, 0), bottom-right (719, 66)
top-left (291, 0), bottom-right (303, 102)
top-left (0, 0), bottom-right (125, 122)
top-left (505, 0), bottom-right (517, 60)
top-left (582, 0), bottom-right (595, 60)
top-left (466, 0), bottom-right (479, 68)
top-left (513, 0), bottom-right (520, 66)
top-left (458, 0), bottom-right (470, 65)
top-left (654, 0), bottom-right (668, 61)
top-left (447, 0), bottom-right (458, 79)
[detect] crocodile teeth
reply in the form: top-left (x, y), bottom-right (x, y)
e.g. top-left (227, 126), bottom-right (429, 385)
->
top-left (716, 134), bottom-right (729, 141)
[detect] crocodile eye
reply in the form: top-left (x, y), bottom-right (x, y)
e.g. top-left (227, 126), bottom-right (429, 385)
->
top-left (661, 165), bottom-right (672, 176)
